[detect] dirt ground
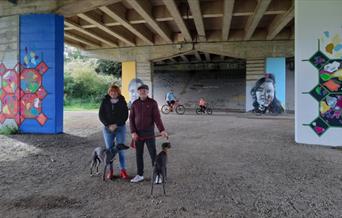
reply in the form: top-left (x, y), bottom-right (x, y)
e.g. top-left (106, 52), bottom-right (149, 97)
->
top-left (1, 111), bottom-right (342, 218)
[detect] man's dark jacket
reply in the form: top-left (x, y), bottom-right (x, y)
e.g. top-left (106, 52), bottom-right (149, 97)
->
top-left (129, 97), bottom-right (165, 136)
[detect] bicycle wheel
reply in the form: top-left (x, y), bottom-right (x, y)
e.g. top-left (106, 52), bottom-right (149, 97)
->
top-left (206, 108), bottom-right (213, 115)
top-left (161, 105), bottom-right (170, 114)
top-left (196, 108), bottom-right (202, 115)
top-left (175, 105), bottom-right (185, 115)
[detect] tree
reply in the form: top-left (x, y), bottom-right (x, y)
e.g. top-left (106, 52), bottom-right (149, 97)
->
top-left (95, 59), bottom-right (121, 78)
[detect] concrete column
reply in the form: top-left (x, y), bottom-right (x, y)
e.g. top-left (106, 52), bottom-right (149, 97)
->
top-left (0, 14), bottom-right (64, 134)
top-left (295, 0), bottom-right (342, 146)
top-left (121, 61), bottom-right (153, 107)
top-left (265, 57), bottom-right (286, 110)
top-left (121, 61), bottom-right (136, 102)
top-left (245, 58), bottom-right (265, 112)
top-left (19, 14), bottom-right (64, 134)
top-left (137, 61), bottom-right (153, 97)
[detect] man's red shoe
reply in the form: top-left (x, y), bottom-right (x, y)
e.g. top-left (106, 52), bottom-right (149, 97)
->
top-left (120, 169), bottom-right (128, 179)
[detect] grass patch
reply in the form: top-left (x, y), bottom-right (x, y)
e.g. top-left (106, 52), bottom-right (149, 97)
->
top-left (0, 125), bottom-right (19, 135)
top-left (64, 98), bottom-right (100, 111)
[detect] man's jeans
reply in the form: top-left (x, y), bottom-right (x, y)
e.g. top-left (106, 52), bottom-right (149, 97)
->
top-left (102, 125), bottom-right (127, 170)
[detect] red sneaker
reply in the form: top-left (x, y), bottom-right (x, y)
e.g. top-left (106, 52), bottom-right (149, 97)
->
top-left (107, 169), bottom-right (114, 180)
top-left (120, 169), bottom-right (128, 179)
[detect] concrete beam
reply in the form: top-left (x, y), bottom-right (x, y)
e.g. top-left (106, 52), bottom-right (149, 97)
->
top-left (204, 53), bottom-right (211, 61)
top-left (77, 12), bottom-right (135, 46)
top-left (65, 19), bottom-right (117, 47)
top-left (267, 5), bottom-right (294, 40)
top-left (56, 0), bottom-right (121, 17)
top-left (187, 0), bottom-right (206, 41)
top-left (163, 0), bottom-right (192, 42)
top-left (99, 4), bottom-right (154, 45)
top-left (180, 54), bottom-right (189, 62)
top-left (81, 40), bottom-right (293, 62)
top-left (0, 0), bottom-right (57, 17)
top-left (154, 62), bottom-right (245, 71)
top-left (222, 0), bottom-right (235, 40)
top-left (64, 32), bottom-right (100, 47)
top-left (126, 0), bottom-right (172, 43)
top-left (65, 38), bottom-right (85, 49)
top-left (194, 51), bottom-right (202, 61)
top-left (244, 0), bottom-right (272, 40)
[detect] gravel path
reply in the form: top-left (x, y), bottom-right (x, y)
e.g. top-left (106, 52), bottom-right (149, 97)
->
top-left (1, 111), bottom-right (342, 217)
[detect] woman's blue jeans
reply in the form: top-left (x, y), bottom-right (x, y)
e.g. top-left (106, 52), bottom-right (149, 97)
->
top-left (102, 125), bottom-right (126, 170)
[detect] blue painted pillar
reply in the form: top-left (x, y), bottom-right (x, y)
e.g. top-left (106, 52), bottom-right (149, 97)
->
top-left (265, 57), bottom-right (286, 110)
top-left (19, 14), bottom-right (64, 133)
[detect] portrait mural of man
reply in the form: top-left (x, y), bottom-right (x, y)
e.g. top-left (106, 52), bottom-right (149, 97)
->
top-left (127, 78), bottom-right (144, 108)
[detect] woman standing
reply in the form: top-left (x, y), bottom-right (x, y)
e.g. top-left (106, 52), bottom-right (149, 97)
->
top-left (99, 84), bottom-right (129, 179)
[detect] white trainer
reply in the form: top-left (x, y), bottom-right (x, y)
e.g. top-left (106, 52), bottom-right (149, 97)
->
top-left (154, 176), bottom-right (162, 184)
top-left (130, 175), bottom-right (144, 183)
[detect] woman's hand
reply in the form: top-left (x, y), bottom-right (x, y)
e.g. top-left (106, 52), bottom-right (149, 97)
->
top-left (108, 124), bottom-right (117, 132)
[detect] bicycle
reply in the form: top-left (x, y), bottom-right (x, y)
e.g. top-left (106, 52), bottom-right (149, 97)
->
top-left (195, 104), bottom-right (213, 115)
top-left (161, 100), bottom-right (185, 115)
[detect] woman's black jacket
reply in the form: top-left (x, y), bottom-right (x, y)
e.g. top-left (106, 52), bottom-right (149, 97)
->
top-left (99, 94), bottom-right (128, 127)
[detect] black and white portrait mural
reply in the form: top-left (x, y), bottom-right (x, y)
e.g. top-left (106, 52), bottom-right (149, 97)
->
top-left (250, 73), bottom-right (284, 114)
top-left (127, 78), bottom-right (144, 108)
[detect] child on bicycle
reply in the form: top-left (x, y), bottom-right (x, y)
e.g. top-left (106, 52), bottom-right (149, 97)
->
top-left (198, 97), bottom-right (207, 112)
top-left (165, 89), bottom-right (176, 111)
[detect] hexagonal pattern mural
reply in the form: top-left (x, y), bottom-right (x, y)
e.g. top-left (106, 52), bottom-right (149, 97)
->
top-left (0, 61), bottom-right (48, 127)
top-left (304, 32), bottom-right (342, 136)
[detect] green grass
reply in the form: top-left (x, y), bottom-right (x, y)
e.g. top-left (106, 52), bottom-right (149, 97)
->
top-left (0, 125), bottom-right (18, 135)
top-left (64, 98), bottom-right (100, 111)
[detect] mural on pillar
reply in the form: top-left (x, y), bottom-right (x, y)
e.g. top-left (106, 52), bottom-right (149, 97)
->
top-left (0, 63), bottom-right (20, 126)
top-left (303, 32), bottom-right (342, 136)
top-left (0, 48), bottom-right (49, 130)
top-left (250, 73), bottom-right (284, 114)
top-left (127, 78), bottom-right (144, 108)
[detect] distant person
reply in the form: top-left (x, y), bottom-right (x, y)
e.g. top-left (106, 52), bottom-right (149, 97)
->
top-left (198, 97), bottom-right (207, 112)
top-left (129, 84), bottom-right (168, 183)
top-left (165, 89), bottom-right (176, 110)
top-left (99, 84), bottom-right (129, 180)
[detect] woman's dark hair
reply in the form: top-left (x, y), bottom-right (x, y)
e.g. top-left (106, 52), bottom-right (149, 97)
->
top-left (250, 73), bottom-right (284, 113)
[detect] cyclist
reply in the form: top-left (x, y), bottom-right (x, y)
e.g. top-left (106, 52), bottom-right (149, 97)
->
top-left (198, 97), bottom-right (207, 113)
top-left (165, 89), bottom-right (176, 111)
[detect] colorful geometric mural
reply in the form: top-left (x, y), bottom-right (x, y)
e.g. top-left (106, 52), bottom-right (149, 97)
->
top-left (23, 47), bottom-right (40, 68)
top-left (0, 63), bottom-right (20, 125)
top-left (304, 32), bottom-right (342, 136)
top-left (0, 59), bottom-right (48, 128)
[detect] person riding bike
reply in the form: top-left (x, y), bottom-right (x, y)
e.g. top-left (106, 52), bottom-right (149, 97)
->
top-left (198, 97), bottom-right (207, 113)
top-left (165, 89), bottom-right (176, 111)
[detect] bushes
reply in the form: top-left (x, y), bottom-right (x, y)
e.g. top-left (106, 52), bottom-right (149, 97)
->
top-left (64, 59), bottom-right (120, 110)
top-left (0, 125), bottom-right (18, 135)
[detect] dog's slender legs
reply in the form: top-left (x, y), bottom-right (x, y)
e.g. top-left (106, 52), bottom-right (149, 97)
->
top-left (162, 168), bottom-right (166, 195)
top-left (90, 161), bottom-right (95, 175)
top-left (151, 170), bottom-right (155, 195)
top-left (103, 164), bottom-right (107, 181)
top-left (165, 166), bottom-right (167, 182)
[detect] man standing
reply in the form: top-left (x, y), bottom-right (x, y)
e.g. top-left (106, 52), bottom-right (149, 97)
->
top-left (129, 84), bottom-right (168, 183)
